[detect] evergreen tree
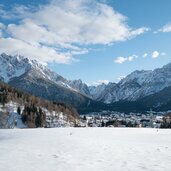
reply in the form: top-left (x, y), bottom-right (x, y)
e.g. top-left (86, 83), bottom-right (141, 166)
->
top-left (83, 115), bottom-right (87, 120)
top-left (17, 106), bottom-right (21, 115)
top-left (101, 120), bottom-right (105, 127)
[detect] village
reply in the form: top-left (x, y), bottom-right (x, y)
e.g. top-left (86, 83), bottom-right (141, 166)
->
top-left (78, 110), bottom-right (171, 128)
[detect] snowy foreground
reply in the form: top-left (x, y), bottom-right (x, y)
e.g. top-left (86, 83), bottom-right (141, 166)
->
top-left (0, 128), bottom-right (171, 171)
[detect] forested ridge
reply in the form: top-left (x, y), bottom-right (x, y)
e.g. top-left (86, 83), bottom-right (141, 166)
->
top-left (0, 81), bottom-right (79, 127)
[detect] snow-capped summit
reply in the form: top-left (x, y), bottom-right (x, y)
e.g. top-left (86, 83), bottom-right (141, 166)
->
top-left (0, 53), bottom-right (71, 88)
top-left (119, 70), bottom-right (152, 86)
top-left (0, 53), bottom-right (30, 82)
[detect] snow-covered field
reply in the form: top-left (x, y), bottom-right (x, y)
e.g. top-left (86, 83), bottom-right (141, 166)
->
top-left (0, 128), bottom-right (171, 171)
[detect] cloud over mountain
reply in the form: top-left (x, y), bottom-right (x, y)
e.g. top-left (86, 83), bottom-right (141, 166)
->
top-left (0, 0), bottom-right (149, 64)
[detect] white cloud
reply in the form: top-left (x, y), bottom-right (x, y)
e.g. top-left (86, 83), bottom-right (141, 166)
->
top-left (114, 57), bottom-right (127, 64)
top-left (114, 51), bottom-right (167, 63)
top-left (142, 51), bottom-right (167, 59)
top-left (129, 27), bottom-right (149, 38)
top-left (142, 53), bottom-right (148, 58)
top-left (0, 0), bottom-right (149, 64)
top-left (151, 51), bottom-right (159, 59)
top-left (157, 23), bottom-right (171, 33)
top-left (0, 38), bottom-right (71, 64)
top-left (114, 55), bottom-right (138, 64)
top-left (127, 55), bottom-right (138, 61)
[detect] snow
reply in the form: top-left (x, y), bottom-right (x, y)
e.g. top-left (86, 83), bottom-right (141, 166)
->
top-left (6, 109), bottom-right (27, 129)
top-left (45, 110), bottom-right (75, 127)
top-left (0, 53), bottom-right (28, 82)
top-left (68, 79), bottom-right (90, 95)
top-left (1, 102), bottom-right (27, 128)
top-left (89, 83), bottom-right (107, 99)
top-left (0, 128), bottom-right (171, 171)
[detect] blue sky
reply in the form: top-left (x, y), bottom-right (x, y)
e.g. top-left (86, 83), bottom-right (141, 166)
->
top-left (0, 0), bottom-right (171, 84)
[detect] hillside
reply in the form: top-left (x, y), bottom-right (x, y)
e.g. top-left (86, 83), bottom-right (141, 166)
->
top-left (0, 81), bottom-right (79, 128)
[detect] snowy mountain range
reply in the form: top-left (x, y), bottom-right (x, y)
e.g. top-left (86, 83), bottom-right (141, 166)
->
top-left (1, 53), bottom-right (171, 112)
top-left (92, 64), bottom-right (171, 103)
top-left (68, 63), bottom-right (171, 106)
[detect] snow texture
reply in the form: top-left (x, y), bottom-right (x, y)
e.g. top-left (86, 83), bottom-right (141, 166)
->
top-left (0, 53), bottom-right (29, 82)
top-left (0, 128), bottom-right (171, 171)
top-left (0, 102), bottom-right (27, 129)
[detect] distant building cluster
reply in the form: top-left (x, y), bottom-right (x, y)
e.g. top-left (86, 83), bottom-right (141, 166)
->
top-left (78, 110), bottom-right (171, 128)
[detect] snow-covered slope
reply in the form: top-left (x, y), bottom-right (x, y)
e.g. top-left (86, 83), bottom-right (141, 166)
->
top-left (0, 102), bottom-right (27, 129)
top-left (89, 83), bottom-right (108, 99)
top-left (68, 80), bottom-right (109, 100)
top-left (0, 101), bottom-right (77, 128)
top-left (0, 53), bottom-right (73, 89)
top-left (0, 53), bottom-right (30, 82)
top-left (0, 128), bottom-right (171, 171)
top-left (0, 80), bottom-right (79, 128)
top-left (68, 79), bottom-right (90, 96)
